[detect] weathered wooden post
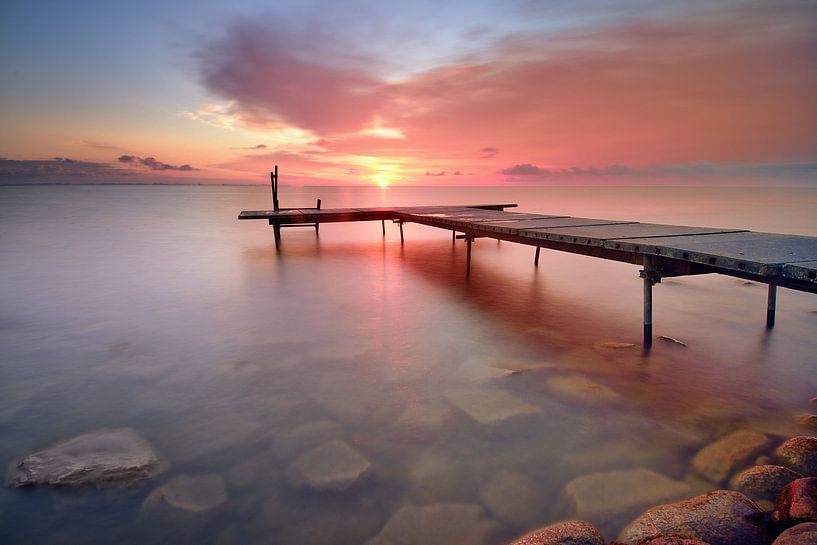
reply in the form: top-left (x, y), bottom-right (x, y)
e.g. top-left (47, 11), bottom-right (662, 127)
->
top-left (382, 220), bottom-right (386, 236)
top-left (766, 284), bottom-right (777, 329)
top-left (271, 165), bottom-right (280, 211)
top-left (534, 246), bottom-right (541, 266)
top-left (399, 221), bottom-right (404, 244)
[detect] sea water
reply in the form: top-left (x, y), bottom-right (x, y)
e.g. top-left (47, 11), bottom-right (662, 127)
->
top-left (1, 184), bottom-right (816, 544)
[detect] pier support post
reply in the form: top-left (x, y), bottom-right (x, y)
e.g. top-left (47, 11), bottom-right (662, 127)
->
top-left (452, 230), bottom-right (456, 242)
top-left (534, 246), bottom-right (541, 267)
top-left (639, 255), bottom-right (661, 350)
top-left (382, 220), bottom-right (386, 236)
top-left (399, 221), bottom-right (404, 244)
top-left (766, 284), bottom-right (777, 329)
top-left (272, 223), bottom-right (281, 248)
top-left (465, 234), bottom-right (473, 275)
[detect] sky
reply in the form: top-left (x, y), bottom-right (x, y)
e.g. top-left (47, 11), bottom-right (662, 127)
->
top-left (1, 0), bottom-right (816, 186)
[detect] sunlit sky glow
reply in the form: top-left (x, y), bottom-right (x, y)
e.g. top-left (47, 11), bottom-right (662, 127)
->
top-left (1, 0), bottom-right (815, 185)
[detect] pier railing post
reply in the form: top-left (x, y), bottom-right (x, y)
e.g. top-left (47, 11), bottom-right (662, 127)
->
top-left (639, 255), bottom-right (661, 350)
top-left (766, 283), bottom-right (777, 329)
top-left (465, 234), bottom-right (473, 275)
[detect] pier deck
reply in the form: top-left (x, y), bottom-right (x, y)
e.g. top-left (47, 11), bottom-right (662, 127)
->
top-left (239, 203), bottom-right (817, 347)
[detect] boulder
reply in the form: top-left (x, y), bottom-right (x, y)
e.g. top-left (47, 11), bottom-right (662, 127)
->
top-left (774, 437), bottom-right (817, 477)
top-left (772, 523), bottom-right (817, 545)
top-left (560, 467), bottom-right (692, 536)
top-left (691, 430), bottom-right (772, 484)
top-left (478, 470), bottom-right (546, 528)
top-left (398, 402), bottom-right (452, 430)
top-left (631, 538), bottom-right (711, 545)
top-left (7, 428), bottom-right (165, 488)
top-left (545, 375), bottom-right (622, 406)
top-left (286, 440), bottom-right (371, 492)
top-left (797, 415), bottom-right (817, 431)
top-left (774, 477), bottom-right (817, 527)
top-left (144, 474), bottom-right (226, 512)
top-left (272, 420), bottom-right (343, 461)
top-left (617, 490), bottom-right (771, 545)
top-left (508, 520), bottom-right (604, 545)
top-left (729, 465), bottom-right (802, 501)
top-left (445, 388), bottom-right (542, 425)
top-left (364, 503), bottom-right (501, 545)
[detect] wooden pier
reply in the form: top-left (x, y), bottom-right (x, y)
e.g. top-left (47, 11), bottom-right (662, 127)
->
top-left (239, 170), bottom-right (817, 348)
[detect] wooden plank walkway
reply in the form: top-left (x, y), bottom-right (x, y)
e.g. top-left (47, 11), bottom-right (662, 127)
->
top-left (239, 203), bottom-right (817, 348)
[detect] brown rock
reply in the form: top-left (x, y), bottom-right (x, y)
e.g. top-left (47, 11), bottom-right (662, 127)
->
top-left (545, 375), bottom-right (622, 406)
top-left (364, 503), bottom-right (501, 545)
top-left (6, 428), bottom-right (165, 488)
top-left (560, 467), bottom-right (692, 536)
top-left (797, 415), bottom-right (817, 431)
top-left (774, 477), bottom-right (817, 527)
top-left (772, 522), bottom-right (817, 545)
top-left (286, 440), bottom-right (371, 492)
top-left (774, 437), bottom-right (817, 477)
top-left (617, 490), bottom-right (771, 545)
top-left (639, 538), bottom-right (712, 545)
top-left (144, 474), bottom-right (226, 512)
top-left (508, 520), bottom-right (604, 545)
top-left (478, 470), bottom-right (546, 528)
top-left (691, 431), bottom-right (772, 484)
top-left (729, 465), bottom-right (803, 501)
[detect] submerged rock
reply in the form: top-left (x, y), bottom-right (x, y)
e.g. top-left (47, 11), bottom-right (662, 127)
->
top-left (144, 474), bottom-right (226, 512)
top-left (596, 341), bottom-right (637, 350)
top-left (364, 503), bottom-right (501, 545)
top-left (691, 430), bottom-right (772, 484)
top-left (772, 522), bottom-right (817, 545)
top-left (545, 375), bottom-right (622, 406)
top-left (774, 477), bottom-right (817, 527)
top-left (560, 467), bottom-right (692, 536)
top-left (398, 402), bottom-right (452, 430)
top-left (477, 470), bottom-right (546, 528)
top-left (617, 490), bottom-right (770, 545)
top-left (508, 520), bottom-right (604, 545)
top-left (7, 428), bottom-right (165, 488)
top-left (659, 336), bottom-right (687, 347)
top-left (445, 388), bottom-right (542, 425)
top-left (774, 437), bottom-right (817, 477)
top-left (272, 420), bottom-right (344, 461)
top-left (797, 415), bottom-right (817, 431)
top-left (729, 465), bottom-right (802, 501)
top-left (286, 440), bottom-right (371, 492)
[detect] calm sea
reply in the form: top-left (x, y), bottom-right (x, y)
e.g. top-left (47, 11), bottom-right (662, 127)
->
top-left (1, 184), bottom-right (816, 544)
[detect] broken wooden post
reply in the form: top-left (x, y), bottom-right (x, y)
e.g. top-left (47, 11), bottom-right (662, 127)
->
top-left (767, 283), bottom-right (777, 329)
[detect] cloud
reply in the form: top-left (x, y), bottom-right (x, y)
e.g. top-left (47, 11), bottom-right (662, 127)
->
top-left (499, 163), bottom-right (545, 176)
top-left (478, 147), bottom-right (498, 159)
top-left (498, 161), bottom-right (817, 180)
top-left (231, 144), bottom-right (268, 150)
top-left (118, 155), bottom-right (197, 171)
top-left (0, 157), bottom-right (133, 182)
top-left (425, 171), bottom-right (446, 176)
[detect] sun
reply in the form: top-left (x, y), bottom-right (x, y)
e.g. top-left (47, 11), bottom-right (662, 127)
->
top-left (369, 164), bottom-right (399, 188)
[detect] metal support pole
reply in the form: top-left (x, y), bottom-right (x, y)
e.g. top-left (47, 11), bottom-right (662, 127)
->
top-left (534, 246), bottom-right (541, 267)
top-left (766, 284), bottom-right (777, 329)
top-left (272, 223), bottom-right (281, 248)
top-left (640, 255), bottom-right (659, 350)
top-left (399, 221), bottom-right (404, 244)
top-left (643, 272), bottom-right (653, 349)
top-left (382, 220), bottom-right (386, 236)
top-left (465, 235), bottom-right (473, 275)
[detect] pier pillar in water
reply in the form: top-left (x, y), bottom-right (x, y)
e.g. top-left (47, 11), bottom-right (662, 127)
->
top-left (534, 246), bottom-right (541, 267)
top-left (399, 221), bottom-right (404, 244)
top-left (639, 255), bottom-right (661, 350)
top-left (465, 235), bottom-right (473, 275)
top-left (382, 220), bottom-right (386, 236)
top-left (272, 223), bottom-right (281, 248)
top-left (766, 283), bottom-right (777, 329)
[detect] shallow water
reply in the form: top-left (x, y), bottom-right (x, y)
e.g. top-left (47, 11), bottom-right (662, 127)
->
top-left (1, 185), bottom-right (816, 544)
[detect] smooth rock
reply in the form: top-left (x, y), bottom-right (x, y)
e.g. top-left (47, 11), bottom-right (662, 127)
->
top-left (508, 520), bottom-right (604, 545)
top-left (772, 522), bottom-right (817, 545)
top-left (691, 430), bottom-right (772, 484)
top-left (286, 440), bottom-right (371, 492)
top-left (7, 428), bottom-right (165, 488)
top-left (797, 415), bottom-right (817, 431)
top-left (446, 388), bottom-right (542, 425)
top-left (545, 375), bottom-right (622, 406)
top-left (596, 341), bottom-right (637, 350)
top-left (478, 470), bottom-right (546, 528)
top-left (636, 538), bottom-right (711, 545)
top-left (729, 465), bottom-right (802, 501)
top-left (560, 467), bottom-right (692, 535)
top-left (408, 451), bottom-right (473, 503)
top-left (364, 503), bottom-right (501, 545)
top-left (774, 477), bottom-right (817, 527)
top-left (659, 336), bottom-right (687, 347)
top-left (774, 437), bottom-right (817, 477)
top-left (398, 402), bottom-right (452, 430)
top-left (617, 490), bottom-right (770, 545)
top-left (144, 474), bottom-right (226, 512)
top-left (272, 420), bottom-right (343, 461)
